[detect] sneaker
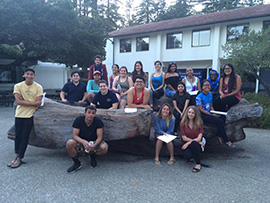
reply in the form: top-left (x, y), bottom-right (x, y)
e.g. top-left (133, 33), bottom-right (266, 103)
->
top-left (67, 162), bottom-right (81, 173)
top-left (90, 154), bottom-right (97, 168)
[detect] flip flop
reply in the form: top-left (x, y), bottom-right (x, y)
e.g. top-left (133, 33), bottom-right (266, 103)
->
top-left (192, 167), bottom-right (201, 173)
top-left (167, 159), bottom-right (176, 165)
top-left (154, 160), bottom-right (160, 165)
top-left (10, 159), bottom-right (22, 168)
top-left (222, 141), bottom-right (236, 149)
top-left (7, 158), bottom-right (17, 167)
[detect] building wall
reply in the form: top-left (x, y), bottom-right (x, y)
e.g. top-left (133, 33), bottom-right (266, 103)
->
top-left (104, 16), bottom-right (270, 85)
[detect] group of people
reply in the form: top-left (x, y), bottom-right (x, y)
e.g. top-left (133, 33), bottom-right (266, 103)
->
top-left (8, 56), bottom-right (242, 174)
top-left (154, 63), bottom-right (242, 173)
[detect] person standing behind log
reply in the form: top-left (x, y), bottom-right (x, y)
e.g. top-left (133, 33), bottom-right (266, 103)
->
top-left (154, 103), bottom-right (175, 165)
top-left (88, 55), bottom-right (108, 84)
top-left (112, 66), bottom-right (133, 109)
top-left (86, 71), bottom-right (101, 103)
top-left (66, 105), bottom-right (108, 173)
top-left (164, 62), bottom-right (180, 98)
top-left (127, 75), bottom-right (151, 109)
top-left (91, 80), bottom-right (119, 109)
top-left (182, 67), bottom-right (201, 105)
top-left (149, 60), bottom-right (165, 110)
top-left (130, 61), bottom-right (148, 86)
top-left (8, 68), bottom-right (43, 168)
top-left (109, 64), bottom-right (119, 89)
top-left (60, 71), bottom-right (88, 103)
top-left (180, 106), bottom-right (204, 173)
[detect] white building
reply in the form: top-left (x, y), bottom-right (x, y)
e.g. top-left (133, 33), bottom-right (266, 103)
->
top-left (104, 4), bottom-right (270, 87)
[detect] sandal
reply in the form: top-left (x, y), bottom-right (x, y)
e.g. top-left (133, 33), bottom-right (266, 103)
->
top-left (167, 159), bottom-right (176, 165)
top-left (154, 160), bottom-right (160, 165)
top-left (222, 141), bottom-right (236, 149)
top-left (11, 158), bottom-right (22, 168)
top-left (192, 167), bottom-right (201, 173)
top-left (7, 158), bottom-right (17, 167)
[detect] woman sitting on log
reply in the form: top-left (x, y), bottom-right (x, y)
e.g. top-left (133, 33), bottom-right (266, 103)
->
top-left (172, 82), bottom-right (190, 133)
top-left (180, 106), bottom-right (205, 173)
top-left (214, 64), bottom-right (242, 112)
top-left (112, 66), bottom-right (133, 109)
top-left (149, 60), bottom-right (165, 110)
top-left (154, 103), bottom-right (175, 165)
top-left (164, 62), bottom-right (180, 98)
top-left (109, 64), bottom-right (119, 89)
top-left (196, 79), bottom-right (236, 149)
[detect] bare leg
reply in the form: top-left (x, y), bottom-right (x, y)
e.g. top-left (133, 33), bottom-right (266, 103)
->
top-left (119, 99), bottom-right (127, 109)
top-left (155, 140), bottom-right (163, 161)
top-left (66, 139), bottom-right (78, 158)
top-left (166, 142), bottom-right (174, 160)
top-left (96, 143), bottom-right (108, 156)
top-left (86, 92), bottom-right (95, 103)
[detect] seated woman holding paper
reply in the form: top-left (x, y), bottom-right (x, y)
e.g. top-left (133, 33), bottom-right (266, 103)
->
top-left (196, 79), bottom-right (236, 149)
top-left (180, 106), bottom-right (205, 173)
top-left (154, 103), bottom-right (175, 165)
top-left (214, 64), bottom-right (242, 112)
top-left (182, 67), bottom-right (201, 105)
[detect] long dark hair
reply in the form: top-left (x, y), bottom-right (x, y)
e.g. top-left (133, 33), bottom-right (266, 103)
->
top-left (167, 62), bottom-right (177, 73)
top-left (222, 63), bottom-right (236, 93)
top-left (176, 81), bottom-right (186, 94)
top-left (131, 61), bottom-right (145, 80)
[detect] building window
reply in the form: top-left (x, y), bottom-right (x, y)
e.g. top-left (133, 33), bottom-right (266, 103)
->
top-left (192, 29), bottom-right (210, 47)
top-left (263, 20), bottom-right (270, 30)
top-left (227, 24), bottom-right (249, 41)
top-left (136, 37), bottom-right (149, 51)
top-left (166, 33), bottom-right (182, 49)
top-left (120, 38), bottom-right (131, 53)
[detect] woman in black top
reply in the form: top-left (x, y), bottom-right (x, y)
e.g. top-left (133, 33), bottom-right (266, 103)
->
top-left (164, 62), bottom-right (181, 98)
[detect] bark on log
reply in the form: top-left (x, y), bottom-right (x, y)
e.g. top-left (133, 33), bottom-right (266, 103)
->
top-left (8, 98), bottom-right (152, 149)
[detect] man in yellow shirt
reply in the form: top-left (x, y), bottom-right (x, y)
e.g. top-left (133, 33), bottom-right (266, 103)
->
top-left (8, 68), bottom-right (43, 168)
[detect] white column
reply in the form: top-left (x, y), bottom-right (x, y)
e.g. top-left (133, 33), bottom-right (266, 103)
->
top-left (212, 24), bottom-right (221, 71)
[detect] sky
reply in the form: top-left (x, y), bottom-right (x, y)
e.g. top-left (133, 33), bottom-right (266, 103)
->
top-left (115, 0), bottom-right (270, 15)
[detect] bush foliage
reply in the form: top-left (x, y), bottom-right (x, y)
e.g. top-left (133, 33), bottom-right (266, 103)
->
top-left (242, 92), bottom-right (270, 129)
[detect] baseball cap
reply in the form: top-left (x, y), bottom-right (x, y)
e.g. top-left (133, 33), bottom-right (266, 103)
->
top-left (93, 70), bottom-right (101, 75)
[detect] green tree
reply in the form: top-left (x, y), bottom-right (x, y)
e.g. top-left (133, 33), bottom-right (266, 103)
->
top-left (223, 28), bottom-right (270, 97)
top-left (133, 0), bottom-right (159, 24)
top-left (0, 0), bottom-right (106, 68)
top-left (199, 0), bottom-right (263, 13)
top-left (158, 0), bottom-right (192, 21)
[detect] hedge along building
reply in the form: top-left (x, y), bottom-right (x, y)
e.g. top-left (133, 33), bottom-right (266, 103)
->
top-left (104, 4), bottom-right (270, 89)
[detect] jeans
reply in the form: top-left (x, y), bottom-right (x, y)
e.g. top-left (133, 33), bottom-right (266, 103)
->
top-left (173, 110), bottom-right (181, 132)
top-left (182, 141), bottom-right (202, 164)
top-left (201, 114), bottom-right (229, 142)
top-left (165, 88), bottom-right (176, 98)
top-left (149, 88), bottom-right (164, 106)
top-left (214, 95), bottom-right (239, 112)
top-left (15, 117), bottom-right (34, 159)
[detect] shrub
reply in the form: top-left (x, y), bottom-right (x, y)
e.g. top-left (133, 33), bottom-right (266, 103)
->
top-left (242, 93), bottom-right (270, 129)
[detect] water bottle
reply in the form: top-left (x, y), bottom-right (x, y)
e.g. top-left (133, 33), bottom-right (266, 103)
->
top-left (117, 84), bottom-right (121, 93)
top-left (85, 141), bottom-right (94, 153)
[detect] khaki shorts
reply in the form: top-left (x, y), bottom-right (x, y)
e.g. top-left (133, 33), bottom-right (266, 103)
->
top-left (76, 141), bottom-right (107, 155)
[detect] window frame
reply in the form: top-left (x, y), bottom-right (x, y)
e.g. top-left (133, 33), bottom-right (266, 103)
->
top-left (136, 36), bottom-right (149, 52)
top-left (166, 32), bottom-right (183, 49)
top-left (119, 38), bottom-right (132, 53)
top-left (192, 29), bottom-right (211, 47)
top-left (227, 23), bottom-right (249, 41)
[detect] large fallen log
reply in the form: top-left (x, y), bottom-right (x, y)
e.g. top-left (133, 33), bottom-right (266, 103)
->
top-left (7, 98), bottom-right (152, 149)
top-left (7, 98), bottom-right (263, 156)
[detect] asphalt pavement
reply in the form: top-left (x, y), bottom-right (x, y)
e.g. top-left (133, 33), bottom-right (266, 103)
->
top-left (1, 106), bottom-right (270, 203)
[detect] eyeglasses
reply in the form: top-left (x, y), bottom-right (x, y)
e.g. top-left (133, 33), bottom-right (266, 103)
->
top-left (135, 81), bottom-right (144, 84)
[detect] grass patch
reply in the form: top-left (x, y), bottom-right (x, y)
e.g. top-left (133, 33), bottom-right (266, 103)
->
top-left (242, 92), bottom-right (270, 129)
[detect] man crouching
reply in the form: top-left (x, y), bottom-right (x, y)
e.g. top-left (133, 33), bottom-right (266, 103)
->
top-left (66, 105), bottom-right (108, 173)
